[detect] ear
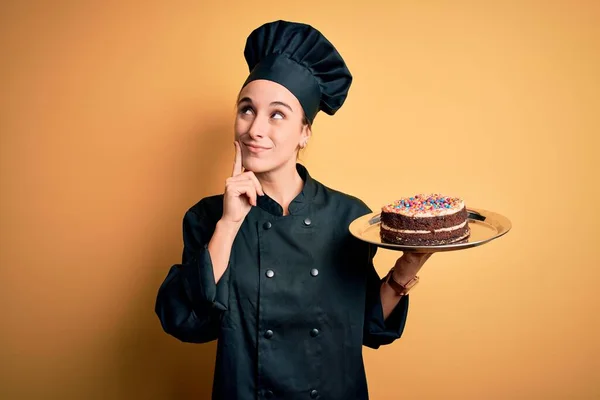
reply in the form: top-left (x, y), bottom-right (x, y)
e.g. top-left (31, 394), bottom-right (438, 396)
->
top-left (300, 124), bottom-right (312, 144)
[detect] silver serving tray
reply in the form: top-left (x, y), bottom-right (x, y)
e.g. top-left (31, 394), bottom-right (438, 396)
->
top-left (348, 207), bottom-right (511, 253)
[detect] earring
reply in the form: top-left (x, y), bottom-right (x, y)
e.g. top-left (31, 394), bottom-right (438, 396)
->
top-left (300, 140), bottom-right (308, 149)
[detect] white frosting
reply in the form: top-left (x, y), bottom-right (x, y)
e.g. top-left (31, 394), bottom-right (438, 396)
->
top-left (381, 194), bottom-right (465, 217)
top-left (381, 220), bottom-right (468, 234)
top-left (391, 202), bottom-right (464, 218)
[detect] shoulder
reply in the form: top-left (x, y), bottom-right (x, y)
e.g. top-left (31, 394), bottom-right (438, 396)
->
top-left (185, 194), bottom-right (224, 222)
top-left (314, 178), bottom-right (374, 220)
top-left (313, 178), bottom-right (378, 255)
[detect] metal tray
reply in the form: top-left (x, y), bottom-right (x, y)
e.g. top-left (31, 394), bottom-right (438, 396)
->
top-left (348, 207), bottom-right (512, 253)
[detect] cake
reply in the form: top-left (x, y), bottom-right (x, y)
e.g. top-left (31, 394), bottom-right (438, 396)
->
top-left (380, 194), bottom-right (470, 245)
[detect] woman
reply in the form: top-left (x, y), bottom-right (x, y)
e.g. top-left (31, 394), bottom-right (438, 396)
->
top-left (155, 20), bottom-right (432, 399)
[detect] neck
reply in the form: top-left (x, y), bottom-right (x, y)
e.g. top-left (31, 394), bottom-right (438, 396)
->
top-left (256, 160), bottom-right (304, 215)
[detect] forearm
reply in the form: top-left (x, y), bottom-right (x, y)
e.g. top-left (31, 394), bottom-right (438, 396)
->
top-left (155, 264), bottom-right (223, 343)
top-left (207, 219), bottom-right (242, 284)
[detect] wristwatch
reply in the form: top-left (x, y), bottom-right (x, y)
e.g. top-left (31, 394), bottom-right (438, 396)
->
top-left (385, 267), bottom-right (419, 296)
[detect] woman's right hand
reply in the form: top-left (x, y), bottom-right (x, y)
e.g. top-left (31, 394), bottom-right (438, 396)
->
top-left (221, 141), bottom-right (264, 224)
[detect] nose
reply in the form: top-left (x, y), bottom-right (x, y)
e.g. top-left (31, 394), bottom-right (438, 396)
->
top-left (247, 114), bottom-right (268, 139)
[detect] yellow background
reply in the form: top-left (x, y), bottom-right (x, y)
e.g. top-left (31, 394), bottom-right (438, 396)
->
top-left (1, 1), bottom-right (599, 399)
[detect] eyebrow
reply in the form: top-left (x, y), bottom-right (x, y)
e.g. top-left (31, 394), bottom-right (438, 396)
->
top-left (238, 97), bottom-right (294, 112)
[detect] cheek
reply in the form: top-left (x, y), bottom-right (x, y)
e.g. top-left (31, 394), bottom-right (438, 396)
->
top-left (274, 132), bottom-right (301, 153)
top-left (234, 117), bottom-right (246, 136)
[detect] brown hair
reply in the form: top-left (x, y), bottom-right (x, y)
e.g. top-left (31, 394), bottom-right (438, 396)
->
top-left (302, 112), bottom-right (311, 129)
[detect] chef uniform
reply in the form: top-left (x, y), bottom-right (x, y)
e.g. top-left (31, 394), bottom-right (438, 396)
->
top-left (155, 20), bottom-right (410, 400)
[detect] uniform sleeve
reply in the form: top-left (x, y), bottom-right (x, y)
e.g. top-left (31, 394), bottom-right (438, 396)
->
top-left (362, 243), bottom-right (410, 349)
top-left (155, 202), bottom-right (230, 344)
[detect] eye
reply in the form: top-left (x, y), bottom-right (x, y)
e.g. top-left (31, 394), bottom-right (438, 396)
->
top-left (239, 106), bottom-right (254, 115)
top-left (271, 111), bottom-right (285, 120)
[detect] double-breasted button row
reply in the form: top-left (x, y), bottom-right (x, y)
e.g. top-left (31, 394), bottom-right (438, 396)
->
top-left (262, 218), bottom-right (312, 229)
top-left (263, 217), bottom-right (312, 230)
top-left (263, 329), bottom-right (319, 338)
top-left (265, 269), bottom-right (317, 278)
top-left (263, 388), bottom-right (318, 398)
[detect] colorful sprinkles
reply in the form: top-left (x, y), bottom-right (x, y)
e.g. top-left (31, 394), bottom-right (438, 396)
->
top-left (382, 193), bottom-right (463, 215)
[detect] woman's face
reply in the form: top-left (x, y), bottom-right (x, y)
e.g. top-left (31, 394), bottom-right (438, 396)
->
top-left (234, 79), bottom-right (311, 174)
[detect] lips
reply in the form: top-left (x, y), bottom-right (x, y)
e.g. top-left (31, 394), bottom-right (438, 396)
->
top-left (244, 143), bottom-right (271, 153)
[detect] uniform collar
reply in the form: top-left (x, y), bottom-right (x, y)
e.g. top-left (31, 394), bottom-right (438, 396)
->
top-left (256, 163), bottom-right (318, 216)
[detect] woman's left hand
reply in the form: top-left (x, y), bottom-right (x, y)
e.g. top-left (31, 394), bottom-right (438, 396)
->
top-left (392, 252), bottom-right (433, 284)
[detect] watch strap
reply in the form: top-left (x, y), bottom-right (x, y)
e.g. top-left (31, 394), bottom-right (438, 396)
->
top-left (385, 268), bottom-right (419, 296)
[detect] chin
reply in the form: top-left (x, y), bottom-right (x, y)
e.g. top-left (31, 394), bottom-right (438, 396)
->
top-left (243, 158), bottom-right (274, 173)
top-left (243, 157), bottom-right (287, 174)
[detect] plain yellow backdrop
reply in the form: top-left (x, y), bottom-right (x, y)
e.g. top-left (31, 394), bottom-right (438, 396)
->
top-left (1, 1), bottom-right (599, 399)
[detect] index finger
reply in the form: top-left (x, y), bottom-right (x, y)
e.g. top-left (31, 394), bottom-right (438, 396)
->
top-left (232, 141), bottom-right (243, 176)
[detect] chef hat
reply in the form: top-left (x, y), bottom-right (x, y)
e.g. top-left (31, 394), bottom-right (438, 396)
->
top-left (242, 20), bottom-right (353, 124)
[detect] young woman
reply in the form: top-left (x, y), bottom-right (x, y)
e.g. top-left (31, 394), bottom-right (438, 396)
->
top-left (155, 20), bottom-right (432, 400)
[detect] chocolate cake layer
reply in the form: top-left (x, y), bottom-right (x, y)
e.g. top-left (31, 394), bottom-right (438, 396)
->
top-left (380, 224), bottom-right (470, 246)
top-left (381, 206), bottom-right (468, 231)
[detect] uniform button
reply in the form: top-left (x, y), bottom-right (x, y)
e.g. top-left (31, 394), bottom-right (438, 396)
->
top-left (303, 217), bottom-right (312, 226)
top-left (266, 269), bottom-right (275, 278)
top-left (310, 268), bottom-right (319, 277)
top-left (310, 389), bottom-right (319, 398)
top-left (310, 328), bottom-right (319, 337)
top-left (265, 390), bottom-right (274, 398)
top-left (264, 330), bottom-right (273, 339)
top-left (263, 221), bottom-right (272, 230)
